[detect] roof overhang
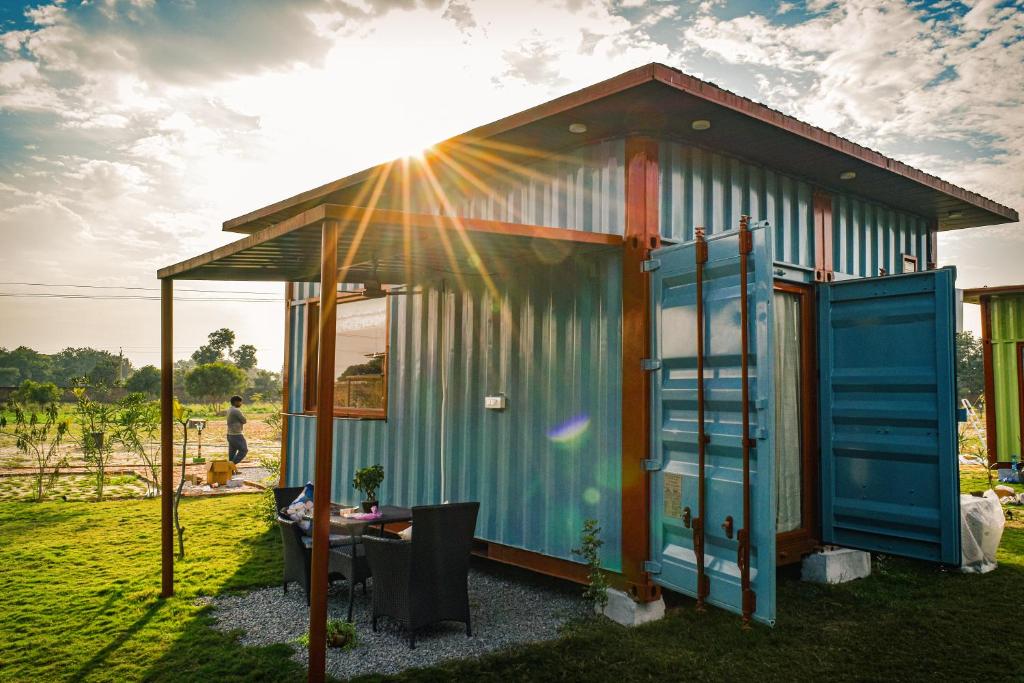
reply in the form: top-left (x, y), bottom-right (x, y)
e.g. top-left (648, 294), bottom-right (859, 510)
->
top-left (223, 63), bottom-right (1017, 235)
top-left (158, 204), bottom-right (622, 282)
top-left (963, 285), bottom-right (1024, 304)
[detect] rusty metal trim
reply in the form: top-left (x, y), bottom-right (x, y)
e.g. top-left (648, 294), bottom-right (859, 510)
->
top-left (737, 215), bottom-right (755, 627)
top-left (693, 226), bottom-right (710, 609)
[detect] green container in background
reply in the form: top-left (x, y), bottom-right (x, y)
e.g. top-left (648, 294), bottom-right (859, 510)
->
top-left (968, 287), bottom-right (1024, 463)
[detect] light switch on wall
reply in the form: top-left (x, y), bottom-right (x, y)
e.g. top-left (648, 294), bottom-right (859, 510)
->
top-left (484, 395), bottom-right (506, 410)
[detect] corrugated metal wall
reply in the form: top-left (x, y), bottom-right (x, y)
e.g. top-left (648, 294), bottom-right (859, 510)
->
top-left (660, 142), bottom-right (812, 266)
top-left (401, 139), bottom-right (626, 235)
top-left (284, 252), bottom-right (623, 571)
top-left (659, 141), bottom-right (931, 276)
top-left (441, 255), bottom-right (622, 569)
top-left (833, 195), bottom-right (931, 278)
top-left (990, 294), bottom-right (1024, 460)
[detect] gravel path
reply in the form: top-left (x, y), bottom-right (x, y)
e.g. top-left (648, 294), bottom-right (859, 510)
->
top-left (210, 563), bottom-right (589, 680)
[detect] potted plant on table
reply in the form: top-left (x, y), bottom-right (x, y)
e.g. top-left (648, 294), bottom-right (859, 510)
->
top-left (353, 464), bottom-right (384, 513)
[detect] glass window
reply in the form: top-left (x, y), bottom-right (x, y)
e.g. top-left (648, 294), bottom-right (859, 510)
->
top-left (304, 296), bottom-right (388, 417)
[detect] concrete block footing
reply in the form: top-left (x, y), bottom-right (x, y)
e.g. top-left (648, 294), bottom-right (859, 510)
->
top-left (801, 546), bottom-right (871, 584)
top-left (601, 588), bottom-right (666, 626)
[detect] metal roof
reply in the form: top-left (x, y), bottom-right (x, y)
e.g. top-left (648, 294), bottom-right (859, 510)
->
top-left (962, 284), bottom-right (1024, 304)
top-left (223, 63), bottom-right (1017, 235)
top-left (158, 204), bottom-right (621, 281)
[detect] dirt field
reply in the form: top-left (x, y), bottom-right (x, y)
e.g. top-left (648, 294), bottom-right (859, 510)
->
top-left (0, 414), bottom-right (281, 501)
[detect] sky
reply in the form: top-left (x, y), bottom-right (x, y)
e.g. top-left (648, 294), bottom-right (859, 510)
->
top-left (0, 0), bottom-right (1021, 371)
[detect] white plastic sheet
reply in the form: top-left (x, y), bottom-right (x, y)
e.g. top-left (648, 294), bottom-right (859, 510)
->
top-left (959, 491), bottom-right (1005, 574)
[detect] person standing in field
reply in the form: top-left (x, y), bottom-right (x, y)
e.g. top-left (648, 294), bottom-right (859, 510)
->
top-left (227, 395), bottom-right (248, 464)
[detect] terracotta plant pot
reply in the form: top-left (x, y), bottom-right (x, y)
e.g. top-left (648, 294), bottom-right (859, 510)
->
top-left (327, 631), bottom-right (352, 649)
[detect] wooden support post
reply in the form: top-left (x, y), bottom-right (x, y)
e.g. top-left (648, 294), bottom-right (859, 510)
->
top-left (622, 137), bottom-right (661, 602)
top-left (160, 278), bottom-right (174, 598)
top-left (308, 222), bottom-right (338, 683)
top-left (980, 297), bottom-right (997, 466)
top-left (279, 282), bottom-right (291, 489)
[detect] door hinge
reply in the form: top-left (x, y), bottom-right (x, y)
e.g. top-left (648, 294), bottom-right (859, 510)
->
top-left (641, 258), bottom-right (661, 273)
top-left (641, 358), bottom-right (662, 371)
top-left (642, 459), bottom-right (662, 471)
top-left (643, 560), bottom-right (662, 574)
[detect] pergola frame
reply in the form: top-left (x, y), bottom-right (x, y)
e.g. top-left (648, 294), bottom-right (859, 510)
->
top-left (157, 203), bottom-right (626, 682)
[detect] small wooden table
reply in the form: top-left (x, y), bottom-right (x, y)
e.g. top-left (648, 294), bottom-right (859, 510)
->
top-left (306, 505), bottom-right (412, 621)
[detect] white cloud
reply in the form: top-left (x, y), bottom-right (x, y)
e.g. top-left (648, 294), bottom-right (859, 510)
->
top-left (682, 0), bottom-right (1023, 241)
top-left (0, 0), bottom-right (1018, 358)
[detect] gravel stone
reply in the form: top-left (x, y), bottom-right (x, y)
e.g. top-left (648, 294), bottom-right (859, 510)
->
top-left (210, 563), bottom-right (589, 679)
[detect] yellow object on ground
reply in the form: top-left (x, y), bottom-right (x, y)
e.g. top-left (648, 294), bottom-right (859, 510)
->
top-left (206, 460), bottom-right (237, 486)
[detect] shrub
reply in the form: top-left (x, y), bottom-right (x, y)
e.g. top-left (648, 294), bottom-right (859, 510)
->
top-left (573, 518), bottom-right (609, 613)
top-left (72, 386), bottom-right (117, 502)
top-left (0, 400), bottom-right (69, 502)
top-left (13, 379), bottom-right (62, 406)
top-left (115, 392), bottom-right (161, 497)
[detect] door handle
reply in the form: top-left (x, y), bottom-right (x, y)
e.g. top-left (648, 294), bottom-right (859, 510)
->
top-left (682, 506), bottom-right (691, 528)
top-left (722, 515), bottom-right (734, 539)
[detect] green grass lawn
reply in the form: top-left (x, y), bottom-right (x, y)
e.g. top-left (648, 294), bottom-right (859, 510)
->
top-left (1, 481), bottom-right (1023, 682)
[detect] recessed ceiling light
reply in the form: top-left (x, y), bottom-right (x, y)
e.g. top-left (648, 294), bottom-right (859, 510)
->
top-left (568, 123), bottom-right (587, 134)
top-left (839, 171), bottom-right (857, 180)
top-left (948, 210), bottom-right (963, 219)
top-left (691, 119), bottom-right (711, 131)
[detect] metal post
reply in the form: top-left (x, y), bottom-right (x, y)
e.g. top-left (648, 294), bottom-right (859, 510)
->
top-left (737, 216), bottom-right (756, 627)
top-left (693, 227), bottom-right (710, 610)
top-left (308, 221), bottom-right (339, 683)
top-left (160, 278), bottom-right (174, 598)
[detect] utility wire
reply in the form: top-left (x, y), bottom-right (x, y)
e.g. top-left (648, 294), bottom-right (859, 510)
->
top-left (0, 281), bottom-right (283, 295)
top-left (0, 293), bottom-right (281, 302)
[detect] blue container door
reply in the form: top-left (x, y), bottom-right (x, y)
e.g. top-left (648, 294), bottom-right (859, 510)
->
top-left (648, 227), bottom-right (776, 625)
top-left (818, 268), bottom-right (961, 565)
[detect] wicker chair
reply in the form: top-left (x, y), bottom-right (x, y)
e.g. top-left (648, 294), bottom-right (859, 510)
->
top-left (274, 487), bottom-right (368, 606)
top-left (273, 486), bottom-right (303, 512)
top-left (363, 502), bottom-right (480, 648)
top-left (278, 517), bottom-right (375, 607)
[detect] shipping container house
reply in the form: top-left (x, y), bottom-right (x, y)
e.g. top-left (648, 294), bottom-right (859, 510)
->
top-left (157, 64), bottom-right (1018, 628)
top-left (963, 286), bottom-right (1024, 466)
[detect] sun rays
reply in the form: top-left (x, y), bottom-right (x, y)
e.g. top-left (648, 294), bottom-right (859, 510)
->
top-left (329, 136), bottom-right (587, 310)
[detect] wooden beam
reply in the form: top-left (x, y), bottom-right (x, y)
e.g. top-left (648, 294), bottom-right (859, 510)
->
top-left (964, 284), bottom-right (1024, 304)
top-left (160, 278), bottom-right (174, 598)
top-left (621, 137), bottom-right (660, 603)
top-left (308, 222), bottom-right (338, 683)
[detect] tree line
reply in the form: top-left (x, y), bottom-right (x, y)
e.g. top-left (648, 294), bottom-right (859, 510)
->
top-left (0, 327), bottom-right (281, 406)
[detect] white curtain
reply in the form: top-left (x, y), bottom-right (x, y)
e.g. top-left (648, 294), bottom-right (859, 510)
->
top-left (774, 292), bottom-right (803, 533)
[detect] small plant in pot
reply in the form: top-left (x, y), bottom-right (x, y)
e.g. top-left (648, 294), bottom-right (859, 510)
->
top-left (353, 464), bottom-right (384, 513)
top-left (326, 619), bottom-right (358, 650)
